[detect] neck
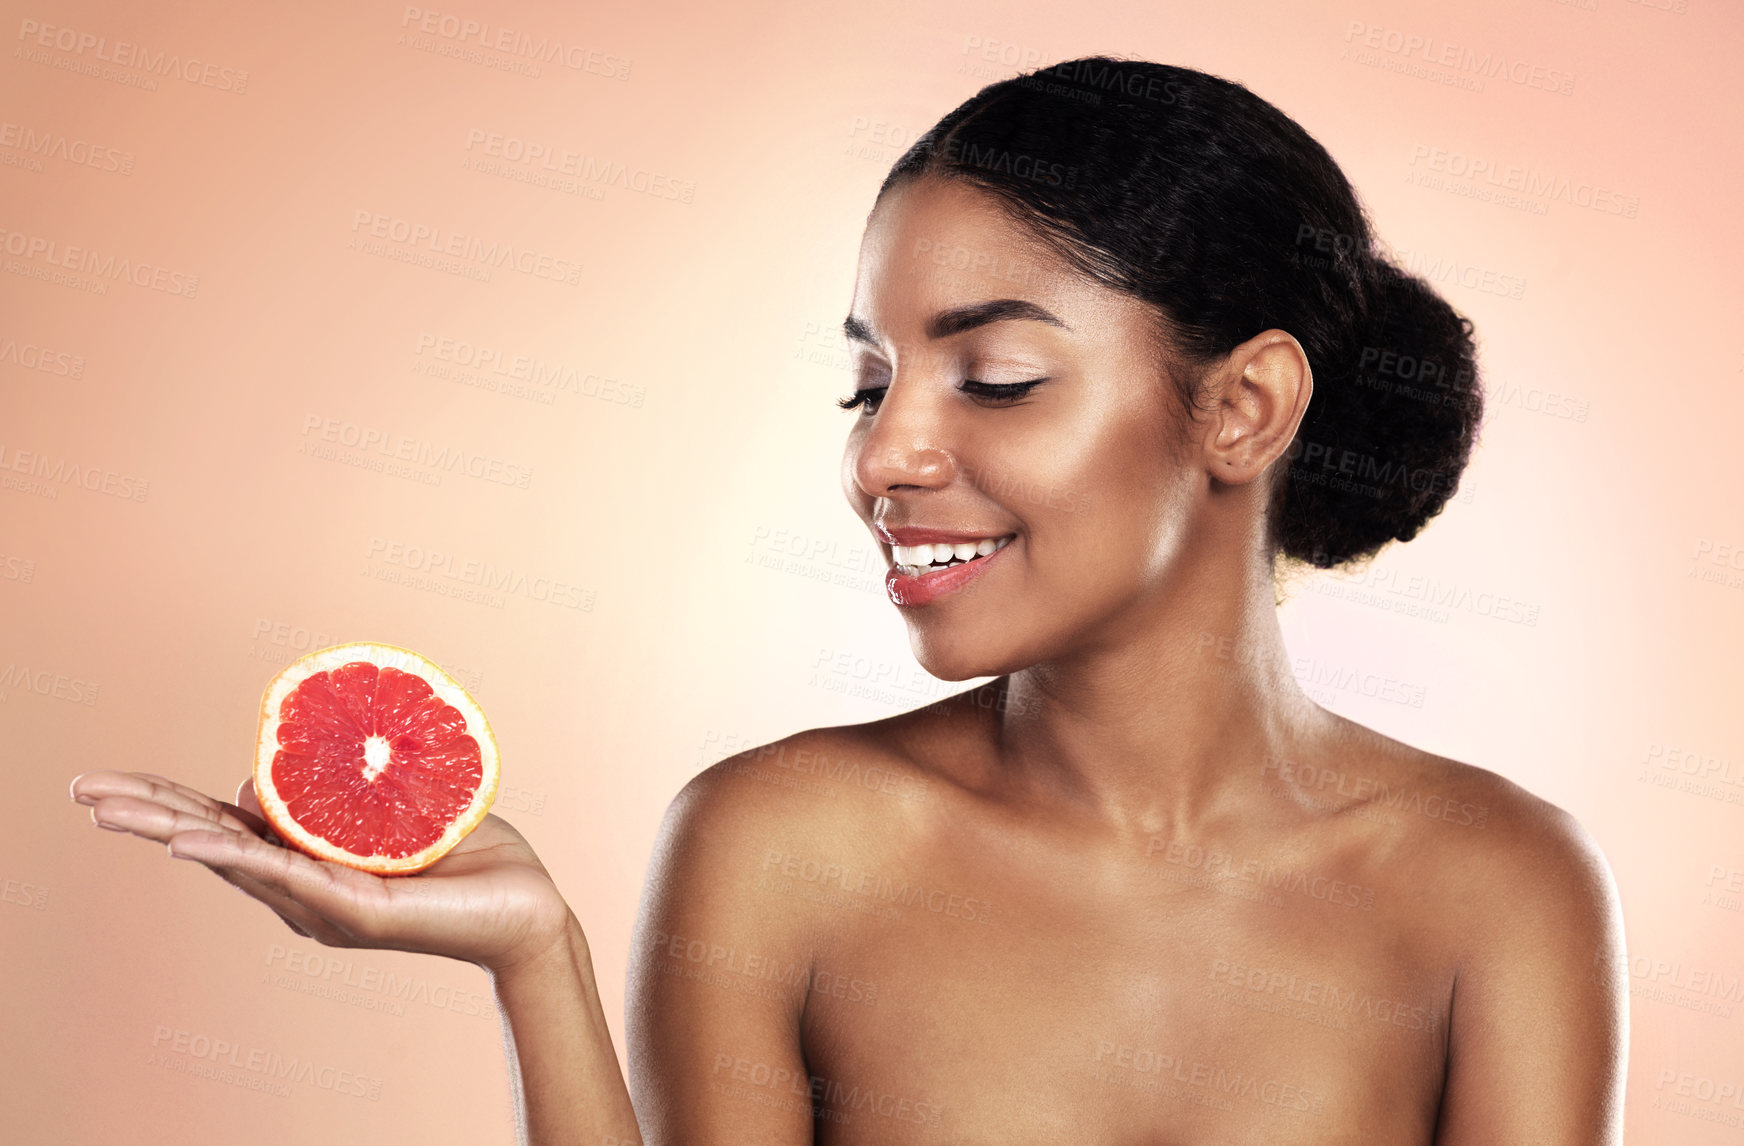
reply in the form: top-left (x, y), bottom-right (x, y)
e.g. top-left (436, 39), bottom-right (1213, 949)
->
top-left (989, 541), bottom-right (1329, 837)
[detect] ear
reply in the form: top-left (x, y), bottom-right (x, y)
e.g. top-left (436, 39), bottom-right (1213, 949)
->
top-left (1200, 329), bottom-right (1313, 485)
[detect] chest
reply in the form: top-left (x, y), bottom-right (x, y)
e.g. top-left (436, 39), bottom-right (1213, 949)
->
top-left (791, 839), bottom-right (1451, 1144)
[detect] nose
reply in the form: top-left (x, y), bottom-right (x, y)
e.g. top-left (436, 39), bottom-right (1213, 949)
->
top-left (851, 391), bottom-right (958, 498)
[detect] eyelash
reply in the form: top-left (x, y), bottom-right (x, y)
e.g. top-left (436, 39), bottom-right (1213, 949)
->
top-left (836, 379), bottom-right (1045, 413)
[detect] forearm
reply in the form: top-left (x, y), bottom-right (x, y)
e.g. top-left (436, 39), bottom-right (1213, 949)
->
top-left (491, 912), bottom-right (641, 1146)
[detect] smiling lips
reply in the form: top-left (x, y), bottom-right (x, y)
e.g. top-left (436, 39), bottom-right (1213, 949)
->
top-left (876, 526), bottom-right (1016, 606)
top-left (890, 536), bottom-right (1013, 576)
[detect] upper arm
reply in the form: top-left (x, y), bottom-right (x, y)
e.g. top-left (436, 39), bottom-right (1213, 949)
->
top-left (625, 747), bottom-right (822, 1146)
top-left (1433, 804), bottom-right (1628, 1145)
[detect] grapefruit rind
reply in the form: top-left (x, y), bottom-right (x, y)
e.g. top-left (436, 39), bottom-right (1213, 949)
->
top-left (253, 641), bottom-right (499, 876)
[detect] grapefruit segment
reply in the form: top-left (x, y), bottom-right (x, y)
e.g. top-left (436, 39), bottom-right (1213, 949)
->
top-left (253, 642), bottom-right (499, 875)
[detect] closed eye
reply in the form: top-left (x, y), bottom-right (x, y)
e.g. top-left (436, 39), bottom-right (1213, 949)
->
top-left (962, 379), bottom-right (1046, 405)
top-left (836, 387), bottom-right (887, 413)
top-left (836, 379), bottom-right (1047, 414)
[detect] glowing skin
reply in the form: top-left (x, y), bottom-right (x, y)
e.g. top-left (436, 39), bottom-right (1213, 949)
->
top-left (624, 176), bottom-right (1625, 1145)
top-left (840, 175), bottom-right (1212, 683)
top-left (838, 176), bottom-right (1328, 825)
top-left (68, 176), bottom-right (1627, 1146)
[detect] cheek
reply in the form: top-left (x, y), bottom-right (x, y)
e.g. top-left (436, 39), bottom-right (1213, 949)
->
top-left (1001, 396), bottom-right (1183, 580)
top-left (996, 395), bottom-right (1164, 525)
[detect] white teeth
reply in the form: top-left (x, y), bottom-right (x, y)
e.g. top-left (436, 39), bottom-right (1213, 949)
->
top-left (890, 535), bottom-right (1012, 571)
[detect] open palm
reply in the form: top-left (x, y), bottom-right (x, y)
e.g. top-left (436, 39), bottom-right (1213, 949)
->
top-left (70, 771), bottom-right (573, 974)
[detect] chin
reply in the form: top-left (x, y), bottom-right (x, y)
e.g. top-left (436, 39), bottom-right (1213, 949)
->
top-left (907, 626), bottom-right (1027, 685)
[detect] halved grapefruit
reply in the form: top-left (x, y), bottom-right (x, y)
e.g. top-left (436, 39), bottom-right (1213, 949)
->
top-left (253, 642), bottom-right (499, 875)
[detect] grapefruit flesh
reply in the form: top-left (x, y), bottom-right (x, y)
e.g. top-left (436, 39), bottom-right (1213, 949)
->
top-left (253, 642), bottom-right (499, 875)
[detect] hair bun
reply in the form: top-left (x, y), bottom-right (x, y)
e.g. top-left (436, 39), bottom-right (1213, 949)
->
top-left (1278, 256), bottom-right (1484, 569)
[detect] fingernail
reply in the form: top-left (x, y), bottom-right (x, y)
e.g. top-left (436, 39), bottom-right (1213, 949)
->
top-left (74, 795), bottom-right (96, 806)
top-left (95, 820), bottom-right (126, 832)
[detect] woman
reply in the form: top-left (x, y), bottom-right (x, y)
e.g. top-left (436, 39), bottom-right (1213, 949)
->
top-left (70, 58), bottom-right (1626, 1144)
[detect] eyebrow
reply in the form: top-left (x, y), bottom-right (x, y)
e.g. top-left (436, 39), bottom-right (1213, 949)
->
top-left (842, 298), bottom-right (1070, 346)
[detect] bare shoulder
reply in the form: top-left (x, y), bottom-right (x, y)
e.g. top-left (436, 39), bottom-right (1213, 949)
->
top-left (696, 718), bottom-right (944, 808)
top-left (1335, 721), bottom-right (1623, 965)
top-left (650, 713), bottom-right (954, 888)
top-left (1421, 746), bottom-right (1611, 901)
top-left (629, 719), bottom-right (935, 1005)
top-left (1338, 740), bottom-right (1629, 1137)
top-left (625, 719), bottom-right (959, 1138)
top-left (630, 715), bottom-right (963, 985)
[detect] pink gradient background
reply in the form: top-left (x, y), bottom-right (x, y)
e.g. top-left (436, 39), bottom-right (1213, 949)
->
top-left (3, 0), bottom-right (1741, 1141)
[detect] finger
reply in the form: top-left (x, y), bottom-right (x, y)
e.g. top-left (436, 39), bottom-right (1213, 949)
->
top-left (135, 773), bottom-right (259, 825)
top-left (230, 778), bottom-right (280, 843)
top-left (85, 795), bottom-right (259, 846)
top-left (71, 769), bottom-right (153, 806)
top-left (78, 771), bottom-right (223, 814)
top-left (166, 829), bottom-right (388, 935)
top-left (219, 804), bottom-right (271, 839)
top-left (130, 773), bottom-right (266, 835)
top-left (235, 776), bottom-right (263, 817)
top-left (209, 797), bottom-right (271, 839)
top-left (73, 772), bottom-right (256, 835)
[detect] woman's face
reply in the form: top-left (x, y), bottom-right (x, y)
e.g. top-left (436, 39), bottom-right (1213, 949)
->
top-left (841, 176), bottom-right (1215, 682)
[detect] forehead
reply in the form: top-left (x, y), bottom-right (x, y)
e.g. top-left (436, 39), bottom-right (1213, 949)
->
top-left (850, 176), bottom-right (1145, 340)
top-left (855, 179), bottom-right (1073, 308)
